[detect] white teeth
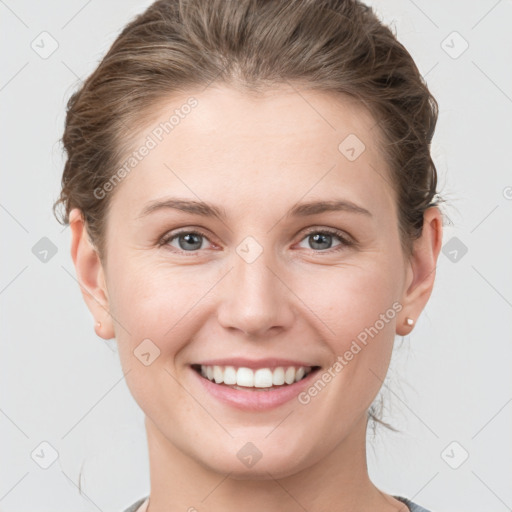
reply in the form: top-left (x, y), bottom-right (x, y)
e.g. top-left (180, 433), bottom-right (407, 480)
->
top-left (254, 368), bottom-right (273, 388)
top-left (295, 367), bottom-right (305, 382)
top-left (198, 364), bottom-right (313, 388)
top-left (272, 367), bottom-right (285, 386)
top-left (236, 367), bottom-right (254, 387)
top-left (284, 367), bottom-right (295, 385)
top-left (223, 365), bottom-right (237, 385)
top-left (213, 365), bottom-right (223, 384)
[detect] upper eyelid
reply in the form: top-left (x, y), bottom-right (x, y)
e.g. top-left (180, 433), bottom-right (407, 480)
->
top-left (160, 228), bottom-right (213, 245)
top-left (299, 228), bottom-right (355, 247)
top-left (301, 226), bottom-right (350, 238)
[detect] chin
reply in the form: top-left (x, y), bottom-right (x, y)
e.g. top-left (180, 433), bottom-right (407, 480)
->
top-left (204, 455), bottom-right (309, 481)
top-left (193, 435), bottom-right (314, 480)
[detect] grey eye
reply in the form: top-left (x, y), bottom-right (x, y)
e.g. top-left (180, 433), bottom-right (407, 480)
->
top-left (298, 231), bottom-right (344, 251)
top-left (166, 231), bottom-right (210, 251)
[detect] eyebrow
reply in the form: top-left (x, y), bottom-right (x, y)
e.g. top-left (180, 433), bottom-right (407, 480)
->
top-left (138, 197), bottom-right (372, 219)
top-left (287, 199), bottom-right (372, 218)
top-left (138, 198), bottom-right (226, 220)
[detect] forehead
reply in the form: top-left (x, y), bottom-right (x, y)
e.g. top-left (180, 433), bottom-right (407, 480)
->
top-left (109, 84), bottom-right (397, 221)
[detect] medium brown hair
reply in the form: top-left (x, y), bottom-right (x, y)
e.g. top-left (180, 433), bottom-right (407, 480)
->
top-left (54, 0), bottom-right (443, 258)
top-left (53, 0), bottom-right (444, 429)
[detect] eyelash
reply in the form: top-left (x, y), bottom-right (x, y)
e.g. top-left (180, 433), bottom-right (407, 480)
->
top-left (157, 227), bottom-right (355, 255)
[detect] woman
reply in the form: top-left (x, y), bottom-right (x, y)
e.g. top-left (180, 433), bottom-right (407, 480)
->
top-left (54, 0), bottom-right (444, 510)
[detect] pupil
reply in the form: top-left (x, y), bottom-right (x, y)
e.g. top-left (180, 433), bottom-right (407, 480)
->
top-left (311, 233), bottom-right (331, 250)
top-left (180, 233), bottom-right (202, 250)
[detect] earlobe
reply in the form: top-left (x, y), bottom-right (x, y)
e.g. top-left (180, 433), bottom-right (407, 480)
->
top-left (69, 208), bottom-right (115, 340)
top-left (396, 206), bottom-right (443, 336)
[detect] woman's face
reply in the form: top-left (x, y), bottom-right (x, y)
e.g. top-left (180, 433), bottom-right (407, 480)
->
top-left (74, 84), bottom-right (436, 478)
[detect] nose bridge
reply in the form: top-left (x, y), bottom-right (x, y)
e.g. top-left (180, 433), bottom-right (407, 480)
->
top-left (216, 237), bottom-right (293, 337)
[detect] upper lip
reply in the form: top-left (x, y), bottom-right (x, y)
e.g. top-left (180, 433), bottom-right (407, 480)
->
top-left (192, 358), bottom-right (320, 370)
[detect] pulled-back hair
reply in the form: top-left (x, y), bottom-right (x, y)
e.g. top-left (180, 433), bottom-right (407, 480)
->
top-left (54, 0), bottom-right (444, 429)
top-left (54, 0), bottom-right (442, 259)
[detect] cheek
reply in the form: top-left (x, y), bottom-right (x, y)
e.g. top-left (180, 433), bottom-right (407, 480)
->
top-left (295, 257), bottom-right (401, 387)
top-left (303, 258), bottom-right (400, 335)
top-left (106, 260), bottom-right (200, 417)
top-left (108, 256), bottom-right (200, 334)
top-left (290, 264), bottom-right (401, 427)
top-left (105, 256), bottom-right (207, 388)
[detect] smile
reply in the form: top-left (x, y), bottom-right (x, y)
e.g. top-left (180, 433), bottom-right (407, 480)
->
top-left (190, 362), bottom-right (322, 410)
top-left (193, 364), bottom-right (315, 390)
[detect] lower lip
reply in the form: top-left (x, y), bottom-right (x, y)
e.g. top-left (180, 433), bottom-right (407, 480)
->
top-left (191, 366), bottom-right (321, 411)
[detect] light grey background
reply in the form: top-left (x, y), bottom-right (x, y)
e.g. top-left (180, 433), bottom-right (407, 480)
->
top-left (1, 1), bottom-right (511, 511)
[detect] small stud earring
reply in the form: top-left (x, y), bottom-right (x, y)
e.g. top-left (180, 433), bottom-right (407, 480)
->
top-left (96, 320), bottom-right (102, 329)
top-left (405, 317), bottom-right (414, 326)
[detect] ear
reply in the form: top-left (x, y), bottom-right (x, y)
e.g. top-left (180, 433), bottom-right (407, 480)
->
top-left (69, 208), bottom-right (115, 340)
top-left (396, 206), bottom-right (443, 336)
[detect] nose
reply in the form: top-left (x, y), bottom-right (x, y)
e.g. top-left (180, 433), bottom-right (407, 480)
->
top-left (216, 246), bottom-right (295, 339)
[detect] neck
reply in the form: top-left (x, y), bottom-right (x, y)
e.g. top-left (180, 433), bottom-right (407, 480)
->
top-left (144, 414), bottom-right (400, 512)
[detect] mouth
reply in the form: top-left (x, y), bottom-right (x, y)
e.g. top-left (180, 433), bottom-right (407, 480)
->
top-left (191, 363), bottom-right (321, 391)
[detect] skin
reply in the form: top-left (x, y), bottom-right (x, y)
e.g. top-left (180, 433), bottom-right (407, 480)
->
top-left (69, 84), bottom-right (442, 512)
